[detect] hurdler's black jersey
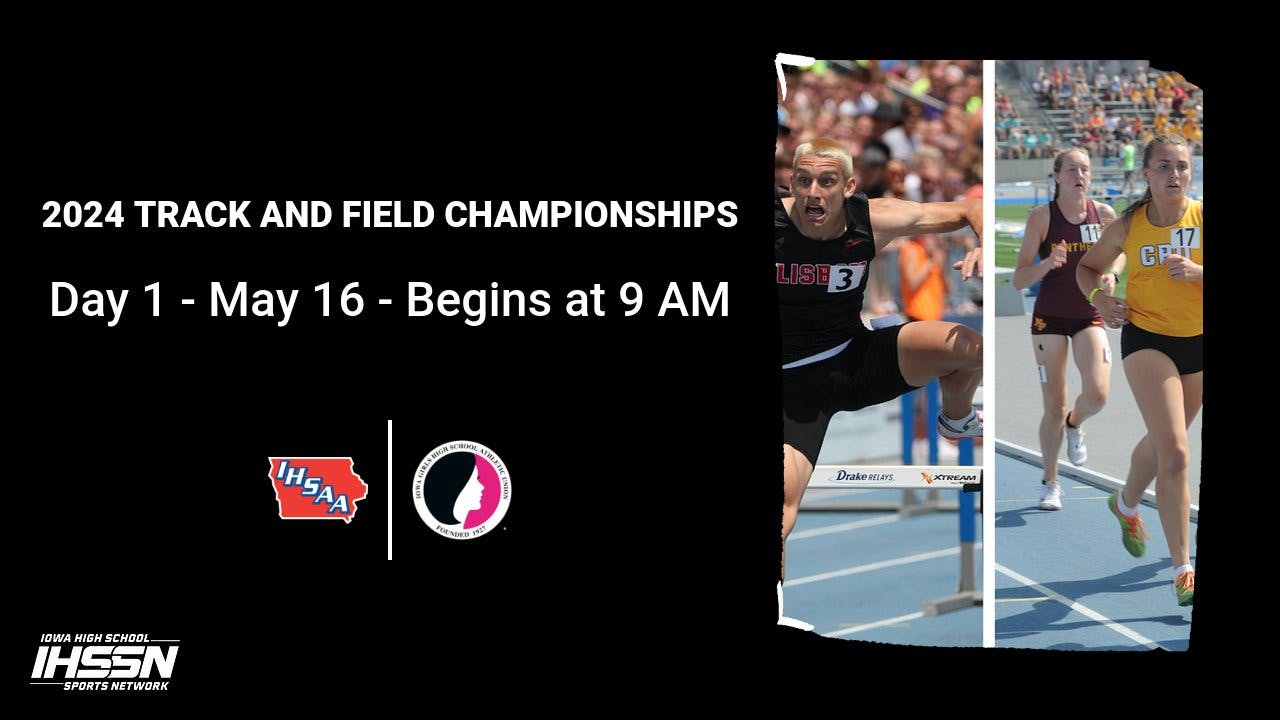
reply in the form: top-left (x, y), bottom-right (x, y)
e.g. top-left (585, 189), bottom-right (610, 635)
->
top-left (775, 191), bottom-right (875, 364)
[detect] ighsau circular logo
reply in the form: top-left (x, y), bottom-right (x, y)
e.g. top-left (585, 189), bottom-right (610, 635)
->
top-left (413, 441), bottom-right (510, 539)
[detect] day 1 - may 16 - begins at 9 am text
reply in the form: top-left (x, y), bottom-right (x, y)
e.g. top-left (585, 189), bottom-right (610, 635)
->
top-left (49, 280), bottom-right (729, 328)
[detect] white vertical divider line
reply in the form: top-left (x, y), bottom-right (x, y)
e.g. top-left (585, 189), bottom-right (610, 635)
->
top-left (386, 415), bottom-right (391, 561)
top-left (981, 58), bottom-right (997, 649)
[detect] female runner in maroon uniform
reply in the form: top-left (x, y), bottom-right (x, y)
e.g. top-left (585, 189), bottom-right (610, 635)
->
top-left (1012, 148), bottom-right (1122, 510)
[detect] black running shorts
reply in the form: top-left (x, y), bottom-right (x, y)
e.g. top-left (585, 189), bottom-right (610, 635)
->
top-left (1120, 322), bottom-right (1203, 375)
top-left (783, 323), bottom-right (917, 466)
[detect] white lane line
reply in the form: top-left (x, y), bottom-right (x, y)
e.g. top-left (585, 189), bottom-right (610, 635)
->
top-left (997, 495), bottom-right (1109, 504)
top-left (995, 439), bottom-right (1198, 522)
top-left (825, 611), bottom-right (926, 638)
top-left (788, 544), bottom-right (981, 587)
top-left (790, 514), bottom-right (900, 540)
top-left (995, 563), bottom-right (1161, 650)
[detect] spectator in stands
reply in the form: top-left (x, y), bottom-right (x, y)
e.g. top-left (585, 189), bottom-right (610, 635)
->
top-left (1100, 127), bottom-right (1118, 159)
top-left (884, 103), bottom-right (922, 160)
top-left (1077, 127), bottom-right (1100, 156)
top-left (851, 113), bottom-right (875, 155)
top-left (908, 150), bottom-right (946, 202)
top-left (1039, 128), bottom-right (1055, 158)
top-left (1089, 106), bottom-right (1107, 130)
top-left (943, 166), bottom-right (967, 203)
top-left (854, 142), bottom-right (891, 198)
top-left (840, 66), bottom-right (879, 116)
top-left (960, 156), bottom-right (982, 199)
top-left (792, 71), bottom-right (821, 112)
top-left (1181, 118), bottom-right (1202, 153)
top-left (1007, 125), bottom-right (1025, 159)
top-left (1023, 128), bottom-right (1040, 159)
top-left (961, 72), bottom-right (983, 115)
top-left (870, 102), bottom-right (901, 142)
top-left (1171, 83), bottom-right (1189, 115)
top-left (883, 158), bottom-right (908, 199)
top-left (1072, 79), bottom-right (1090, 108)
top-left (899, 233), bottom-right (949, 323)
top-left (833, 115), bottom-right (857, 151)
top-left (1117, 116), bottom-right (1134, 143)
top-left (812, 109), bottom-right (837, 137)
top-left (865, 67), bottom-right (896, 109)
top-left (776, 151), bottom-right (795, 195)
top-left (1072, 110), bottom-right (1088, 136)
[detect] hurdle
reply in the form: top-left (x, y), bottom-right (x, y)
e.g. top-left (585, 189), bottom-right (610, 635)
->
top-left (802, 379), bottom-right (983, 616)
top-left (801, 379), bottom-right (979, 515)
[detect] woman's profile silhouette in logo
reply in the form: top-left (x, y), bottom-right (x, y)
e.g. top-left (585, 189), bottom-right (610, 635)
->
top-left (413, 441), bottom-right (510, 539)
top-left (424, 451), bottom-right (486, 528)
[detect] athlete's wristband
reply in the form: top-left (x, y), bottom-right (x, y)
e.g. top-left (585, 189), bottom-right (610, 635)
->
top-left (1088, 287), bottom-right (1102, 304)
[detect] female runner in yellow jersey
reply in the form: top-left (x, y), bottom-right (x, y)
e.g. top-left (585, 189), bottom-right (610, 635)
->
top-left (1077, 134), bottom-right (1202, 606)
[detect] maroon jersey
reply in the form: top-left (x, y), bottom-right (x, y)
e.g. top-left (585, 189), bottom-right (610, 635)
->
top-left (1033, 198), bottom-right (1103, 319)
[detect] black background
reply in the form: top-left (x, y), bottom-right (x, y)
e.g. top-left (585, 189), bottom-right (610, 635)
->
top-left (15, 37), bottom-right (781, 704)
top-left (12, 33), bottom-right (1239, 705)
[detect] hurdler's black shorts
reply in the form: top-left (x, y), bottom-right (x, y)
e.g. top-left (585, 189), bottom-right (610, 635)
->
top-left (1121, 322), bottom-right (1203, 375)
top-left (783, 323), bottom-right (917, 466)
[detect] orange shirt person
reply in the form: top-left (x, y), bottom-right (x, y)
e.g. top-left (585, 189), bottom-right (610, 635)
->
top-left (898, 234), bottom-right (947, 321)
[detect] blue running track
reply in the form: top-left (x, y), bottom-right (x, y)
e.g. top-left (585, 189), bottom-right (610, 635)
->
top-left (995, 451), bottom-right (1194, 651)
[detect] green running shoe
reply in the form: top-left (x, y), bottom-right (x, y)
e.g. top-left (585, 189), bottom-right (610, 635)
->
top-left (1174, 570), bottom-right (1195, 606)
top-left (1107, 492), bottom-right (1149, 557)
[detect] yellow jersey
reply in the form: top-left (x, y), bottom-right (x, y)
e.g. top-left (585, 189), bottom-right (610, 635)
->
top-left (1123, 199), bottom-right (1203, 336)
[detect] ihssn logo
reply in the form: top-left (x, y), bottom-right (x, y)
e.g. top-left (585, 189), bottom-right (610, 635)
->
top-left (31, 634), bottom-right (178, 692)
top-left (270, 457), bottom-right (368, 523)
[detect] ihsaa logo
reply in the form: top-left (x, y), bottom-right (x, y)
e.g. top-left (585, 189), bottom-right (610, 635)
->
top-left (413, 441), bottom-right (511, 539)
top-left (270, 457), bottom-right (368, 523)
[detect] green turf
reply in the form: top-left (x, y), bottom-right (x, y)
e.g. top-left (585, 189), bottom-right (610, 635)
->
top-left (994, 197), bottom-right (1133, 296)
top-left (995, 202), bottom-right (1033, 269)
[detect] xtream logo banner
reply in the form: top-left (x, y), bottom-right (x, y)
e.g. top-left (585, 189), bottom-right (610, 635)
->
top-left (30, 634), bottom-right (179, 692)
